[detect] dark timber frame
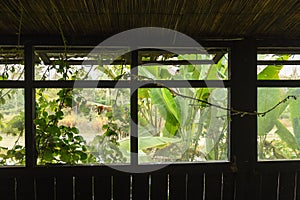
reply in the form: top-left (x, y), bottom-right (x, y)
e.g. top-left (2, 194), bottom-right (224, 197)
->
top-left (1, 37), bottom-right (300, 200)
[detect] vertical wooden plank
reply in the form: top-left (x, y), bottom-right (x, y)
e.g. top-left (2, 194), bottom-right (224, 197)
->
top-left (150, 173), bottom-right (168, 200)
top-left (260, 172), bottom-right (279, 200)
top-left (251, 172), bottom-right (261, 200)
top-left (56, 176), bottom-right (74, 200)
top-left (24, 43), bottom-right (36, 170)
top-left (94, 175), bottom-right (112, 200)
top-left (16, 176), bottom-right (35, 200)
top-left (296, 171), bottom-right (300, 200)
top-left (222, 173), bottom-right (235, 200)
top-left (187, 173), bottom-right (204, 200)
top-left (279, 171), bottom-right (295, 200)
top-left (0, 177), bottom-right (16, 199)
top-left (75, 176), bottom-right (92, 200)
top-left (36, 176), bottom-right (55, 200)
top-left (169, 173), bottom-right (186, 200)
top-left (132, 173), bottom-right (149, 200)
top-left (231, 39), bottom-right (257, 200)
top-left (113, 174), bottom-right (131, 200)
top-left (205, 172), bottom-right (222, 200)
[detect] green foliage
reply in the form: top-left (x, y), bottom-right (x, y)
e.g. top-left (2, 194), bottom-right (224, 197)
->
top-left (0, 88), bottom-right (25, 165)
top-left (35, 88), bottom-right (91, 164)
top-left (88, 135), bottom-right (126, 163)
top-left (0, 51), bottom-right (266, 164)
top-left (2, 113), bottom-right (24, 136)
top-left (0, 144), bottom-right (25, 165)
top-left (257, 54), bottom-right (300, 160)
top-left (257, 55), bottom-right (290, 80)
top-left (149, 88), bottom-right (181, 136)
top-left (138, 55), bottom-right (229, 162)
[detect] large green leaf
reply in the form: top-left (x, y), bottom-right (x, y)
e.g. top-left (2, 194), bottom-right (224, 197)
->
top-left (257, 54), bottom-right (290, 80)
top-left (149, 88), bottom-right (181, 136)
top-left (289, 88), bottom-right (300, 148)
top-left (258, 88), bottom-right (283, 136)
top-left (119, 136), bottom-right (181, 151)
top-left (257, 65), bottom-right (283, 80)
top-left (139, 66), bottom-right (172, 80)
top-left (275, 120), bottom-right (298, 150)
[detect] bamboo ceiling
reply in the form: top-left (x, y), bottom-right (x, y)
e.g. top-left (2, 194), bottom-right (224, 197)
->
top-left (0, 0), bottom-right (300, 40)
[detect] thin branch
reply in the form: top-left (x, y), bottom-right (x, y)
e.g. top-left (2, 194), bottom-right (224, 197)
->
top-left (132, 74), bottom-right (297, 117)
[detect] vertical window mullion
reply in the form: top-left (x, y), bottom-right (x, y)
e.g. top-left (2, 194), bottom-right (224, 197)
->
top-left (24, 43), bottom-right (36, 167)
top-left (130, 50), bottom-right (139, 165)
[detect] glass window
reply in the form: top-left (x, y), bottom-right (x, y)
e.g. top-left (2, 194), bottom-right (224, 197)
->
top-left (0, 47), bottom-right (24, 80)
top-left (257, 53), bottom-right (300, 80)
top-left (0, 89), bottom-right (25, 166)
top-left (258, 87), bottom-right (300, 160)
top-left (138, 87), bottom-right (229, 163)
top-left (34, 47), bottom-right (130, 80)
top-left (35, 88), bottom-right (130, 165)
top-left (138, 50), bottom-right (228, 80)
top-left (257, 48), bottom-right (300, 160)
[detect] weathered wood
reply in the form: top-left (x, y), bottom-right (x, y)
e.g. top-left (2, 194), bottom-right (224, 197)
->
top-left (0, 177), bottom-right (16, 200)
top-left (279, 171), bottom-right (295, 200)
top-left (150, 173), bottom-right (168, 200)
top-left (113, 174), bottom-right (131, 200)
top-left (205, 172), bottom-right (222, 200)
top-left (187, 173), bottom-right (204, 200)
top-left (169, 173), bottom-right (187, 200)
top-left (56, 176), bottom-right (74, 200)
top-left (16, 176), bottom-right (35, 200)
top-left (132, 173), bottom-right (149, 200)
top-left (222, 173), bottom-right (235, 200)
top-left (35, 176), bottom-right (55, 200)
top-left (94, 175), bottom-right (112, 200)
top-left (260, 172), bottom-right (279, 200)
top-left (75, 176), bottom-right (93, 200)
top-left (230, 39), bottom-right (257, 200)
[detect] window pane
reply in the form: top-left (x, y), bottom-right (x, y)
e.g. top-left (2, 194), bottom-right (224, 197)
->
top-left (0, 47), bottom-right (24, 80)
top-left (35, 88), bottom-right (130, 165)
top-left (138, 87), bottom-right (229, 163)
top-left (138, 51), bottom-right (228, 80)
top-left (0, 89), bottom-right (25, 166)
top-left (34, 47), bottom-right (130, 80)
top-left (258, 87), bottom-right (300, 160)
top-left (257, 54), bottom-right (300, 80)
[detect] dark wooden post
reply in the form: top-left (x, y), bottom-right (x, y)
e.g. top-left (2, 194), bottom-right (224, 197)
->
top-left (23, 42), bottom-right (35, 199)
top-left (231, 39), bottom-right (258, 200)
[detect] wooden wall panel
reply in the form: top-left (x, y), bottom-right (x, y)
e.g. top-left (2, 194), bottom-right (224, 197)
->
top-left (36, 176), bottom-right (55, 200)
top-left (75, 176), bottom-right (93, 200)
top-left (0, 177), bottom-right (16, 200)
top-left (150, 173), bottom-right (168, 200)
top-left (113, 174), bottom-right (131, 200)
top-left (132, 174), bottom-right (149, 200)
top-left (94, 175), bottom-right (112, 200)
top-left (187, 173), bottom-right (204, 200)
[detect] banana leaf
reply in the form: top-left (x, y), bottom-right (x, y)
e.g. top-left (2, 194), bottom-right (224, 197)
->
top-left (258, 88), bottom-right (283, 136)
top-left (275, 120), bottom-right (298, 150)
top-left (149, 88), bottom-right (181, 136)
top-left (257, 65), bottom-right (283, 80)
top-left (289, 88), bottom-right (300, 148)
top-left (119, 136), bottom-right (181, 151)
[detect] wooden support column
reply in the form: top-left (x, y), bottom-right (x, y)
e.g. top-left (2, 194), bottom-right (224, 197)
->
top-left (231, 39), bottom-right (258, 200)
top-left (23, 42), bottom-right (35, 199)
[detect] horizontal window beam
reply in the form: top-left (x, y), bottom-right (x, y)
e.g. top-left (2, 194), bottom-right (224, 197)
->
top-left (257, 60), bottom-right (300, 65)
top-left (0, 80), bottom-right (230, 88)
top-left (257, 80), bottom-right (300, 87)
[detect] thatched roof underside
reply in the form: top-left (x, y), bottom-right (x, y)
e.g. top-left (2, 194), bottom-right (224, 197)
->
top-left (1, 0), bottom-right (300, 40)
